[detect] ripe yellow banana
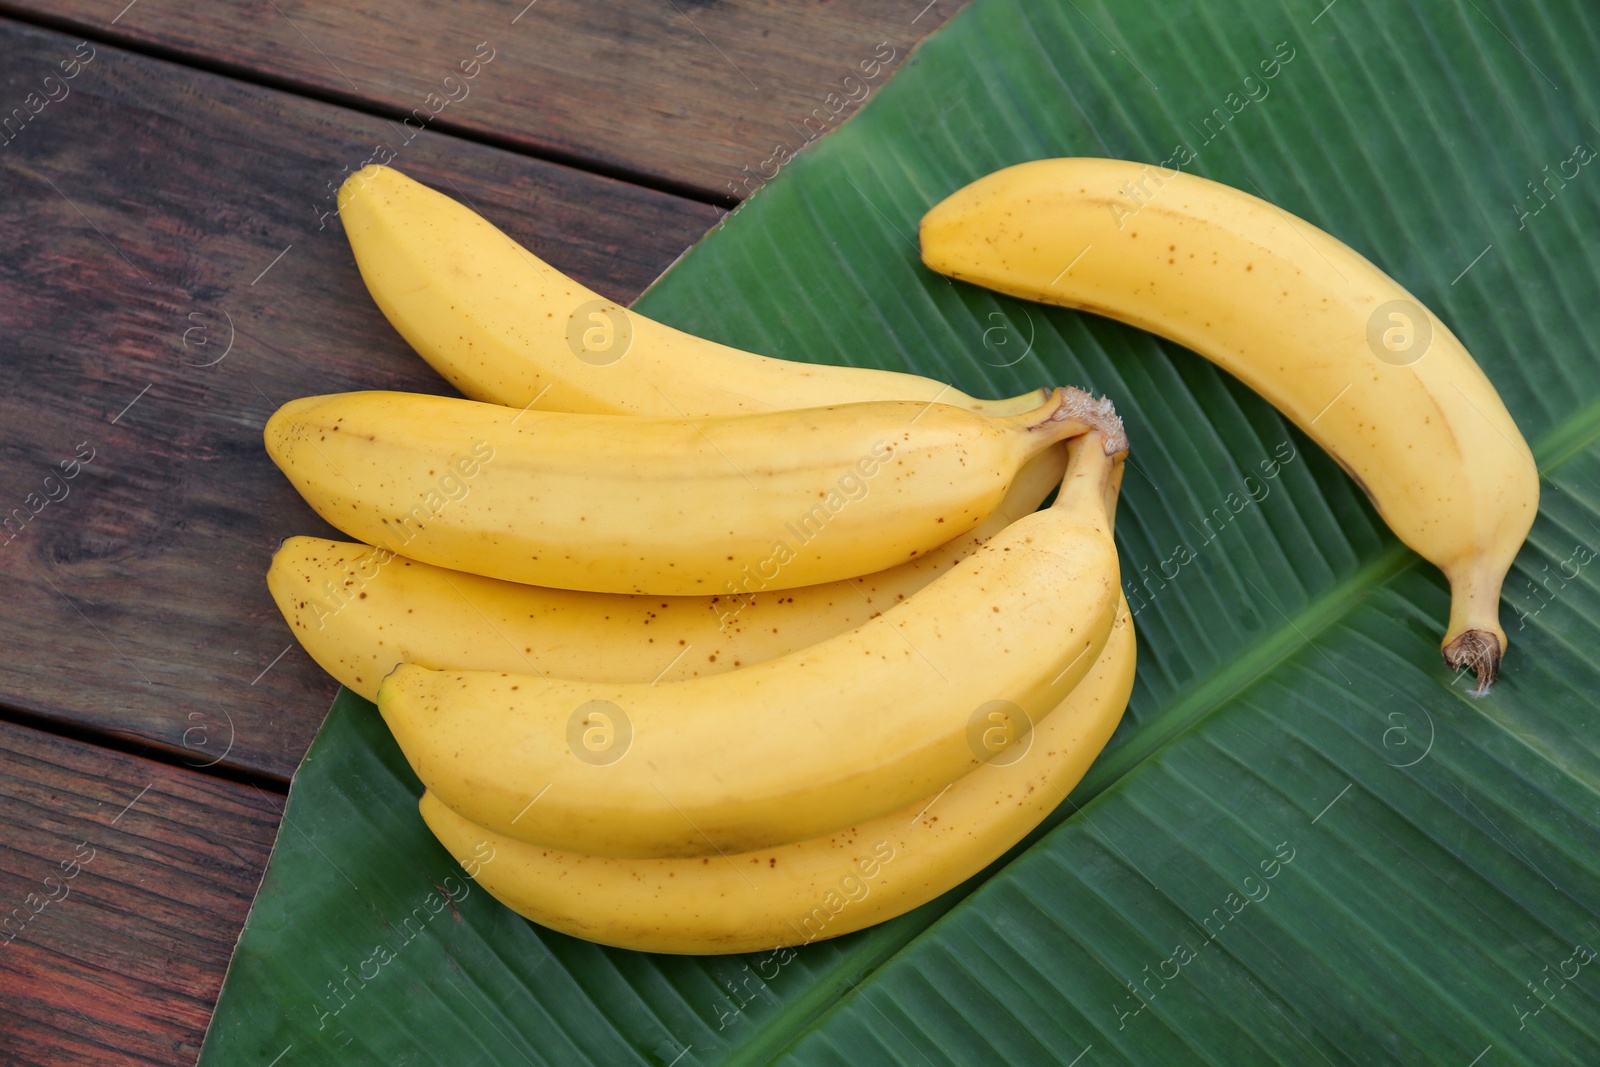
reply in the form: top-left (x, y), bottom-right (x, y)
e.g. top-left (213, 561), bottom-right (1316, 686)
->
top-left (264, 387), bottom-right (1123, 596)
top-left (418, 599), bottom-right (1135, 955)
top-left (920, 158), bottom-right (1538, 690)
top-left (266, 446), bottom-right (1068, 700)
top-left (378, 433), bottom-right (1124, 858)
top-left (338, 164), bottom-right (1047, 418)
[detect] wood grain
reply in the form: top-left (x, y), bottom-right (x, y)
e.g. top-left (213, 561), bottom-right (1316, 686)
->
top-left (0, 0), bottom-right (967, 201)
top-left (0, 17), bottom-right (722, 780)
top-left (0, 717), bottom-right (284, 1066)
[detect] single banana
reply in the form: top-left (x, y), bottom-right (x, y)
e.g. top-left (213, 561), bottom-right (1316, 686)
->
top-left (920, 158), bottom-right (1538, 690)
top-left (418, 598), bottom-right (1135, 955)
top-left (377, 432), bottom-right (1124, 858)
top-left (337, 164), bottom-right (1048, 418)
top-left (264, 388), bottom-right (1124, 596)
top-left (266, 446), bottom-right (1068, 700)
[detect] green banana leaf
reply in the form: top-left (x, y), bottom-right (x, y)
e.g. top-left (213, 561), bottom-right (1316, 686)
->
top-left (202, 0), bottom-right (1600, 1062)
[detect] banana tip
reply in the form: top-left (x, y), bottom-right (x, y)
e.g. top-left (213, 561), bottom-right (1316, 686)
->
top-left (377, 660), bottom-right (410, 689)
top-left (1442, 629), bottom-right (1501, 695)
top-left (262, 398), bottom-right (319, 464)
top-left (337, 163), bottom-right (395, 211)
top-left (373, 662), bottom-right (413, 712)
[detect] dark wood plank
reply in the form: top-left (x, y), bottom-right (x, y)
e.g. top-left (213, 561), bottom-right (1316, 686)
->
top-left (0, 0), bottom-right (967, 201)
top-left (0, 17), bottom-right (722, 780)
top-left (0, 718), bottom-right (284, 1065)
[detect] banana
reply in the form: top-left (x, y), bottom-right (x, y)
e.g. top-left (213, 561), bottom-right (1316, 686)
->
top-left (266, 446), bottom-right (1068, 700)
top-left (264, 387), bottom-right (1123, 596)
top-left (377, 432), bottom-right (1124, 858)
top-left (920, 158), bottom-right (1537, 690)
top-left (418, 598), bottom-right (1135, 955)
top-left (337, 164), bottom-right (1048, 418)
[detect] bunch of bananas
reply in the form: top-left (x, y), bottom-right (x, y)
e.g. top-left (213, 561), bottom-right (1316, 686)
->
top-left (266, 159), bottom-right (1534, 954)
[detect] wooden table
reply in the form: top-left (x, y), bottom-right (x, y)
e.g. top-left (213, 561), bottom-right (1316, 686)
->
top-left (0, 3), bottom-right (966, 1061)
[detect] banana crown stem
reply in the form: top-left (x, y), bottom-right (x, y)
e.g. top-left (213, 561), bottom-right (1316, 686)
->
top-left (1018, 387), bottom-right (1128, 456)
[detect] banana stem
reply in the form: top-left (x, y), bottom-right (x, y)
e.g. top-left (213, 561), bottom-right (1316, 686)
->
top-left (1104, 456), bottom-right (1126, 527)
top-left (1050, 432), bottom-right (1118, 533)
top-left (969, 386), bottom-right (1054, 417)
